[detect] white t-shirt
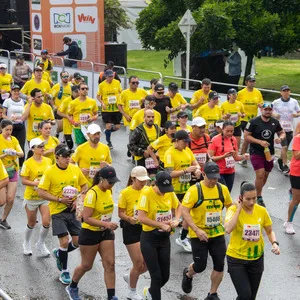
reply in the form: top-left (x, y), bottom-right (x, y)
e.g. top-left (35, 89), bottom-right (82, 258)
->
top-left (3, 98), bottom-right (25, 124)
top-left (272, 97), bottom-right (300, 132)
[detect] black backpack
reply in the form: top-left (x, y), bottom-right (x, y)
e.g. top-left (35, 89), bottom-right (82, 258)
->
top-left (193, 182), bottom-right (225, 208)
top-left (76, 47), bottom-right (83, 60)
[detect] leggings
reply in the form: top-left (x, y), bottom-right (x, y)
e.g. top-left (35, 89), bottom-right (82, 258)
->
top-left (227, 255), bottom-right (264, 300)
top-left (12, 124), bottom-right (26, 168)
top-left (219, 172), bottom-right (235, 192)
top-left (140, 230), bottom-right (170, 300)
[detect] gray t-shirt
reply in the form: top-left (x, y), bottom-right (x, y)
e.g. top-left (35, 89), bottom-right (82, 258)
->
top-left (3, 98), bottom-right (25, 124)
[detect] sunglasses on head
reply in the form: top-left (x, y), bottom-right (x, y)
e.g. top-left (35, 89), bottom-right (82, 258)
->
top-left (262, 103), bottom-right (273, 109)
top-left (80, 87), bottom-right (89, 90)
top-left (131, 81), bottom-right (139, 85)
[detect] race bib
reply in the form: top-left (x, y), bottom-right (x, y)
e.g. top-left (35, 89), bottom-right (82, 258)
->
top-left (79, 113), bottom-right (90, 124)
top-left (225, 156), bottom-right (235, 168)
top-left (12, 113), bottom-right (22, 123)
top-left (32, 121), bottom-right (40, 132)
top-left (129, 100), bottom-right (140, 109)
top-left (205, 211), bottom-right (221, 227)
top-left (170, 113), bottom-right (177, 122)
top-left (62, 186), bottom-right (78, 199)
top-left (195, 153), bottom-right (207, 164)
top-left (230, 114), bottom-right (238, 124)
top-left (156, 210), bottom-right (172, 223)
top-left (2, 93), bottom-right (9, 100)
top-left (89, 166), bottom-right (100, 179)
top-left (108, 96), bottom-right (117, 104)
top-left (20, 74), bottom-right (29, 79)
top-left (281, 120), bottom-right (293, 131)
top-left (242, 224), bottom-right (260, 242)
top-left (208, 123), bottom-right (215, 133)
top-left (133, 205), bottom-right (139, 219)
top-left (145, 157), bottom-right (156, 169)
top-left (179, 172), bottom-right (191, 183)
top-left (101, 213), bottom-right (112, 223)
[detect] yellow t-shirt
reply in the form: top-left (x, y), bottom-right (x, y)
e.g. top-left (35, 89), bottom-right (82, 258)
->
top-left (38, 135), bottom-right (60, 164)
top-left (0, 73), bottom-right (13, 93)
top-left (21, 79), bottom-right (51, 97)
top-left (195, 104), bottom-right (222, 133)
top-left (137, 186), bottom-right (179, 232)
top-left (237, 88), bottom-right (263, 122)
top-left (164, 146), bottom-right (196, 194)
top-left (225, 204), bottom-right (272, 260)
top-left (68, 97), bottom-right (98, 129)
top-left (51, 82), bottom-right (72, 108)
top-left (150, 134), bottom-right (173, 164)
top-left (0, 159), bottom-right (8, 181)
top-left (20, 156), bottom-right (52, 200)
top-left (24, 103), bottom-right (55, 141)
top-left (58, 96), bottom-right (73, 135)
top-left (221, 100), bottom-right (245, 127)
top-left (41, 59), bottom-right (52, 75)
top-left (119, 88), bottom-right (148, 126)
top-left (81, 185), bottom-right (114, 232)
top-left (118, 186), bottom-right (148, 219)
top-left (182, 182), bottom-right (232, 238)
top-left (169, 93), bottom-right (187, 122)
top-left (71, 141), bottom-right (112, 187)
top-left (0, 135), bottom-right (23, 170)
top-left (190, 89), bottom-right (211, 116)
top-left (176, 125), bottom-right (193, 133)
top-left (98, 79), bottom-right (122, 112)
top-left (38, 163), bottom-right (87, 215)
top-left (130, 109), bottom-right (161, 130)
top-left (32, 72), bottom-right (52, 86)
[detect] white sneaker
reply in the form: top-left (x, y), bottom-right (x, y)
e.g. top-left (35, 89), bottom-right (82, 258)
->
top-left (176, 237), bottom-right (192, 252)
top-left (127, 290), bottom-right (143, 300)
top-left (123, 273), bottom-right (129, 288)
top-left (23, 242), bottom-right (32, 256)
top-left (284, 221), bottom-right (295, 234)
top-left (143, 287), bottom-right (152, 300)
top-left (35, 242), bottom-right (51, 256)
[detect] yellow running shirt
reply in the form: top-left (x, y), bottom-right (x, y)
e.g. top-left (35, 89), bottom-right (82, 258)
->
top-left (150, 134), bottom-right (173, 164)
top-left (38, 163), bottom-right (87, 215)
top-left (21, 156), bottom-right (52, 200)
top-left (0, 159), bottom-right (8, 180)
top-left (58, 96), bottom-right (73, 135)
top-left (190, 89), bottom-right (211, 116)
top-left (38, 135), bottom-right (60, 164)
top-left (225, 204), bottom-right (272, 260)
top-left (195, 103), bottom-right (222, 133)
top-left (0, 135), bottom-right (23, 170)
top-left (169, 93), bottom-right (187, 122)
top-left (81, 185), bottom-right (114, 232)
top-left (237, 88), bottom-right (263, 122)
top-left (21, 79), bottom-right (51, 97)
top-left (182, 181), bottom-right (232, 238)
top-left (137, 186), bottom-right (179, 232)
top-left (164, 146), bottom-right (196, 194)
top-left (130, 109), bottom-right (161, 130)
top-left (51, 82), bottom-right (72, 108)
top-left (221, 100), bottom-right (245, 127)
top-left (97, 79), bottom-right (122, 112)
top-left (0, 73), bottom-right (13, 93)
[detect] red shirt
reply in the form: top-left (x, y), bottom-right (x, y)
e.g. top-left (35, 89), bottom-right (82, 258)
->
top-left (189, 133), bottom-right (210, 167)
top-left (208, 134), bottom-right (238, 174)
top-left (290, 134), bottom-right (300, 176)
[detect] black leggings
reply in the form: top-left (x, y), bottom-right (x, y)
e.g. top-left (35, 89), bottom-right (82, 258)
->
top-left (12, 124), bottom-right (26, 168)
top-left (140, 230), bottom-right (171, 300)
top-left (219, 172), bottom-right (235, 192)
top-left (227, 255), bottom-right (264, 300)
top-left (64, 134), bottom-right (74, 150)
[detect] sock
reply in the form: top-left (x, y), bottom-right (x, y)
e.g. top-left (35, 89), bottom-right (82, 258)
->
top-left (38, 225), bottom-right (49, 244)
top-left (181, 228), bottom-right (188, 240)
top-left (70, 280), bottom-right (78, 288)
top-left (129, 287), bottom-right (136, 292)
top-left (105, 129), bottom-right (112, 143)
top-left (289, 204), bottom-right (299, 222)
top-left (58, 247), bottom-right (68, 270)
top-left (107, 288), bottom-right (115, 300)
top-left (67, 241), bottom-right (78, 252)
top-left (25, 225), bottom-right (34, 243)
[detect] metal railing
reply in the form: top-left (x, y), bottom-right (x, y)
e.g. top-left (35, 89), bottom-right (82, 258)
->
top-left (127, 67), bottom-right (163, 86)
top-left (10, 50), bottom-right (35, 62)
top-left (162, 75), bottom-right (202, 90)
top-left (0, 288), bottom-right (13, 300)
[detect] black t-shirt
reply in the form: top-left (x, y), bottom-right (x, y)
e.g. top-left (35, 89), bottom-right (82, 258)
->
top-left (154, 96), bottom-right (172, 127)
top-left (245, 116), bottom-right (282, 156)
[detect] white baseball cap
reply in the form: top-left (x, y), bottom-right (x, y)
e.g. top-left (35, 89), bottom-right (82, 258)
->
top-left (192, 117), bottom-right (206, 127)
top-left (131, 166), bottom-right (150, 181)
top-left (29, 138), bottom-right (44, 149)
top-left (0, 63), bottom-right (7, 69)
top-left (87, 124), bottom-right (101, 134)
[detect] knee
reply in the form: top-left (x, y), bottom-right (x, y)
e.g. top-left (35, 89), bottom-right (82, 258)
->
top-left (134, 260), bottom-right (147, 274)
top-left (192, 260), bottom-right (207, 273)
top-left (103, 259), bottom-right (115, 273)
top-left (6, 196), bottom-right (15, 204)
top-left (81, 262), bottom-right (93, 273)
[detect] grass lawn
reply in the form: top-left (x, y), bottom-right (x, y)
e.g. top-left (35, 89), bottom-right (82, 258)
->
top-left (127, 50), bottom-right (300, 100)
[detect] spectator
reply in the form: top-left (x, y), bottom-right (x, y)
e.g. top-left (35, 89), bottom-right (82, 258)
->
top-left (12, 55), bottom-right (32, 88)
top-left (226, 44), bottom-right (242, 88)
top-left (55, 37), bottom-right (79, 68)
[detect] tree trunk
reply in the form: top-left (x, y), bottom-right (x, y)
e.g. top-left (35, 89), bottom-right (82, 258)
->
top-left (243, 53), bottom-right (254, 85)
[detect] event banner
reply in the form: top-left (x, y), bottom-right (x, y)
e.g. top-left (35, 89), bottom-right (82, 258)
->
top-left (30, 0), bottom-right (105, 63)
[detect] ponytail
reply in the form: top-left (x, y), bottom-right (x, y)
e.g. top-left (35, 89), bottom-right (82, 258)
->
top-left (240, 181), bottom-right (256, 196)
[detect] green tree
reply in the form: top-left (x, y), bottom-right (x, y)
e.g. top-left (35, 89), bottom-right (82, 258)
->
top-left (104, 0), bottom-right (132, 42)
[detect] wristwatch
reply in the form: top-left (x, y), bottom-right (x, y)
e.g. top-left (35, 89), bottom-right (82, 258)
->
top-left (272, 241), bottom-right (279, 246)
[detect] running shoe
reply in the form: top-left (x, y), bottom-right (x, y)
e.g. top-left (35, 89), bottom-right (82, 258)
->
top-left (127, 290), bottom-right (143, 300)
top-left (238, 160), bottom-right (248, 168)
top-left (277, 158), bottom-right (284, 172)
top-left (204, 293), bottom-right (220, 300)
top-left (284, 221), bottom-right (295, 234)
top-left (107, 142), bottom-right (113, 149)
top-left (66, 286), bottom-right (81, 300)
top-left (0, 219), bottom-right (11, 229)
top-left (60, 271), bottom-right (71, 285)
top-left (36, 242), bottom-right (50, 257)
top-left (256, 196), bottom-right (266, 207)
top-left (181, 267), bottom-right (193, 294)
top-left (53, 248), bottom-right (63, 271)
top-left (143, 287), bottom-right (152, 300)
top-left (176, 237), bottom-right (192, 252)
top-left (123, 273), bottom-right (129, 287)
top-left (23, 242), bottom-right (32, 256)
top-left (283, 165), bottom-right (290, 176)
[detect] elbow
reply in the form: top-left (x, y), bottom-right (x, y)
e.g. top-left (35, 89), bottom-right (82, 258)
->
top-left (224, 224), bottom-right (232, 234)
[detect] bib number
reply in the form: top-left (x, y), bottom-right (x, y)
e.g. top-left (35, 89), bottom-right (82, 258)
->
top-left (205, 211), bottom-right (221, 227)
top-left (62, 186), bottom-right (78, 199)
top-left (230, 114), bottom-right (238, 124)
top-left (129, 100), bottom-right (140, 109)
top-left (195, 153), bottom-right (207, 164)
top-left (79, 113), bottom-right (90, 124)
top-left (281, 120), bottom-right (293, 131)
top-left (156, 210), bottom-right (172, 223)
top-left (12, 113), bottom-right (22, 123)
top-left (179, 173), bottom-right (191, 183)
top-left (170, 113), bottom-right (177, 122)
top-left (32, 121), bottom-right (40, 132)
top-left (208, 123), bottom-right (215, 133)
top-left (108, 96), bottom-right (117, 104)
top-left (89, 167), bottom-right (100, 179)
top-left (242, 224), bottom-right (260, 242)
top-left (133, 205), bottom-right (139, 219)
top-left (225, 156), bottom-right (235, 168)
top-left (145, 157), bottom-right (156, 169)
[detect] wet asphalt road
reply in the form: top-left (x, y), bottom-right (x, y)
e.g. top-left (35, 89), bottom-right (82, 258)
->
top-left (1, 125), bottom-right (300, 300)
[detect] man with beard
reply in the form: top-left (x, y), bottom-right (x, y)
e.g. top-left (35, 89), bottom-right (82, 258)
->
top-left (128, 109), bottom-right (161, 177)
top-left (71, 124), bottom-right (112, 187)
top-left (244, 103), bottom-right (285, 207)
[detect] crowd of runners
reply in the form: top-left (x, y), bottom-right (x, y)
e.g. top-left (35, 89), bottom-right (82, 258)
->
top-left (1, 54), bottom-right (300, 300)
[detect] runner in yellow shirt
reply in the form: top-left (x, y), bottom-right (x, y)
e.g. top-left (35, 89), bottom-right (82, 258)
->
top-left (68, 83), bottom-right (98, 145)
top-left (66, 166), bottom-right (120, 300)
top-left (0, 159), bottom-right (9, 225)
top-left (176, 111), bottom-right (193, 133)
top-left (33, 62), bottom-right (53, 87)
top-left (71, 124), bottom-right (112, 187)
top-left (147, 78), bottom-right (158, 95)
top-left (181, 162), bottom-right (232, 300)
top-left (97, 70), bottom-right (122, 149)
top-left (0, 63), bottom-right (12, 104)
top-left (37, 50), bottom-right (53, 76)
top-left (225, 181), bottom-right (280, 300)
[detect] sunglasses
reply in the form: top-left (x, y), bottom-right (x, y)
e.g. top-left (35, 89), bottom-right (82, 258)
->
top-left (262, 103), bottom-right (273, 109)
top-left (62, 76), bottom-right (69, 79)
top-left (157, 91), bottom-right (164, 95)
top-left (179, 115), bottom-right (188, 118)
top-left (80, 87), bottom-right (89, 90)
top-left (0, 67), bottom-right (6, 70)
top-left (36, 144), bottom-right (45, 149)
top-left (130, 81), bottom-right (139, 85)
top-left (35, 70), bottom-right (43, 72)
top-left (60, 153), bottom-right (72, 158)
